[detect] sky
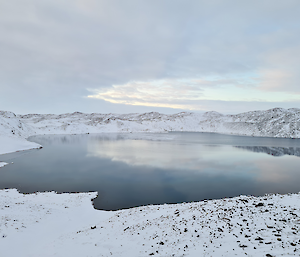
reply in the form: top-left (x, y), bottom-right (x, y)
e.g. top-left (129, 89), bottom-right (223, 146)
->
top-left (1, 0), bottom-right (300, 114)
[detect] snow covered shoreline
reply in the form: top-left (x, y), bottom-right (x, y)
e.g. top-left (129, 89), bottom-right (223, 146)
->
top-left (1, 108), bottom-right (300, 256)
top-left (1, 189), bottom-right (300, 256)
top-left (17, 107), bottom-right (300, 139)
top-left (1, 107), bottom-right (300, 155)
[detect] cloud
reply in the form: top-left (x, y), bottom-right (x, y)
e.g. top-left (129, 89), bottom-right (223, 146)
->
top-left (257, 45), bottom-right (300, 94)
top-left (87, 74), bottom-right (298, 112)
top-left (87, 79), bottom-right (206, 110)
top-left (1, 0), bottom-right (300, 114)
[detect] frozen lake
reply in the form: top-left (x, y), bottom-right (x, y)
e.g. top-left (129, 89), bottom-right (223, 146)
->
top-left (1, 132), bottom-right (300, 210)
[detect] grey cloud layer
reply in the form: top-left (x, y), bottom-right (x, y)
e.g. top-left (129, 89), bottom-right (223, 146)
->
top-left (1, 0), bottom-right (300, 113)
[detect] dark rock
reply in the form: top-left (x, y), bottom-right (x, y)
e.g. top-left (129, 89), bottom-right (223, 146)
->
top-left (255, 203), bottom-right (264, 207)
top-left (255, 237), bottom-right (264, 240)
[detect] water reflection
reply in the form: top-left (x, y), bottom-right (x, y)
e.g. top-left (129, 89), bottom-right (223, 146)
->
top-left (236, 146), bottom-right (300, 157)
top-left (87, 138), bottom-right (245, 171)
top-left (0, 133), bottom-right (300, 210)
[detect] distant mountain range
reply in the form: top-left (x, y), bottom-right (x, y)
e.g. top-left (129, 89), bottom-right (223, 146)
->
top-left (1, 107), bottom-right (300, 138)
top-left (1, 107), bottom-right (300, 155)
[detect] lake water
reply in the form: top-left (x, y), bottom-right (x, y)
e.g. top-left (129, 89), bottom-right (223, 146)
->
top-left (1, 132), bottom-right (300, 210)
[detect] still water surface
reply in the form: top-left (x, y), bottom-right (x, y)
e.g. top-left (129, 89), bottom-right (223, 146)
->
top-left (1, 132), bottom-right (300, 210)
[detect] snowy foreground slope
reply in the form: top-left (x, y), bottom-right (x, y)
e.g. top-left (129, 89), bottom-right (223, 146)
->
top-left (1, 107), bottom-right (300, 256)
top-left (1, 189), bottom-right (300, 257)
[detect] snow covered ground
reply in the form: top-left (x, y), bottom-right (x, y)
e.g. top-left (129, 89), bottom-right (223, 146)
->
top-left (1, 189), bottom-right (300, 256)
top-left (1, 107), bottom-right (300, 256)
top-left (0, 111), bottom-right (41, 155)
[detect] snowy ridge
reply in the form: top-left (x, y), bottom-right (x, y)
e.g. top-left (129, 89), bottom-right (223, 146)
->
top-left (15, 107), bottom-right (300, 138)
top-left (17, 111), bottom-right (205, 134)
top-left (2, 107), bottom-right (300, 155)
top-left (0, 111), bottom-right (36, 138)
top-left (200, 108), bottom-right (300, 138)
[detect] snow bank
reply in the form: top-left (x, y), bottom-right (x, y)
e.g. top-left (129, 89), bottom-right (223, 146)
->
top-left (0, 111), bottom-right (35, 138)
top-left (1, 189), bottom-right (300, 256)
top-left (0, 111), bottom-right (41, 155)
top-left (0, 136), bottom-right (42, 155)
top-left (0, 162), bottom-right (8, 168)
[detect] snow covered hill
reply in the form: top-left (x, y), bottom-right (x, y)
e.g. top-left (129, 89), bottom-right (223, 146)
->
top-left (200, 107), bottom-right (300, 138)
top-left (0, 111), bottom-right (41, 155)
top-left (17, 111), bottom-right (205, 134)
top-left (1, 107), bottom-right (300, 156)
top-left (0, 111), bottom-right (35, 138)
top-left (17, 107), bottom-right (300, 138)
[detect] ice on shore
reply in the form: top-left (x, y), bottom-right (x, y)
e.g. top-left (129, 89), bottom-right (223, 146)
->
top-left (0, 162), bottom-right (8, 168)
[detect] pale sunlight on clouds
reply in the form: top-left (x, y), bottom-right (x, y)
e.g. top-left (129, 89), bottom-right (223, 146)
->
top-left (87, 80), bottom-right (206, 110)
top-left (87, 75), bottom-right (299, 111)
top-left (1, 0), bottom-right (300, 114)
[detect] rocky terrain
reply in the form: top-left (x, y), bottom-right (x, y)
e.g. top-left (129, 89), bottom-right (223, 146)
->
top-left (16, 107), bottom-right (300, 138)
top-left (1, 189), bottom-right (300, 256)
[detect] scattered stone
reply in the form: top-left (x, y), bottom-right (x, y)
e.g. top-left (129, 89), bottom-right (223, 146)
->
top-left (255, 203), bottom-right (264, 207)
